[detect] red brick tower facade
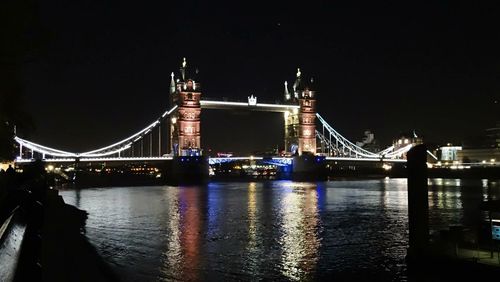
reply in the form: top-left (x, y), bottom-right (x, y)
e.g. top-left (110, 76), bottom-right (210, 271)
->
top-left (284, 68), bottom-right (317, 155)
top-left (170, 58), bottom-right (202, 156)
top-left (298, 87), bottom-right (316, 155)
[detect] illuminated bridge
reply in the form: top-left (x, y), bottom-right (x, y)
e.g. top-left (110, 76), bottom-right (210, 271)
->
top-left (13, 59), bottom-right (414, 166)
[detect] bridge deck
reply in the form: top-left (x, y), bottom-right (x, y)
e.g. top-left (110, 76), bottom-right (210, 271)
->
top-left (14, 156), bottom-right (407, 164)
top-left (200, 100), bottom-right (299, 113)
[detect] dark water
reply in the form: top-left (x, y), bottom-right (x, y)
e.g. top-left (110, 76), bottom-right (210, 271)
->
top-left (60, 179), bottom-right (500, 281)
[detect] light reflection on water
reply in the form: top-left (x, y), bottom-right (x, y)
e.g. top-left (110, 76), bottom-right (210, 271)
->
top-left (60, 179), bottom-right (500, 281)
top-left (162, 188), bottom-right (181, 280)
top-left (278, 182), bottom-right (320, 280)
top-left (245, 183), bottom-right (259, 275)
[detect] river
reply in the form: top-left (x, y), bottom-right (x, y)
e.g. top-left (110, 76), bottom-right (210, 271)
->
top-left (60, 178), bottom-right (500, 281)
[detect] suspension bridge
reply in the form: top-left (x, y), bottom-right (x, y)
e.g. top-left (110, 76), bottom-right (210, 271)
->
top-left (13, 59), bottom-right (414, 169)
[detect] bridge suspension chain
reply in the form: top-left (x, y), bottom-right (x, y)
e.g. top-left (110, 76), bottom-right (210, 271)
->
top-left (14, 105), bottom-right (178, 160)
top-left (315, 113), bottom-right (413, 159)
top-left (315, 113), bottom-right (380, 158)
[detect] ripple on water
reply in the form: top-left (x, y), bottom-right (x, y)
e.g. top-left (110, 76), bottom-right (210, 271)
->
top-left (59, 179), bottom-right (496, 281)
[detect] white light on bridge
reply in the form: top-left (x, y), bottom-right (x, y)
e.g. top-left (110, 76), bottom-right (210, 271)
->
top-left (248, 95), bottom-right (257, 106)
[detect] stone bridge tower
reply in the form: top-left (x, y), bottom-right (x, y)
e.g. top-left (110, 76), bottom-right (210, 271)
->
top-left (170, 58), bottom-right (202, 156)
top-left (284, 68), bottom-right (317, 155)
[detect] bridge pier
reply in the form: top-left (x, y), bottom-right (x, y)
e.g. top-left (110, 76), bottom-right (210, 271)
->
top-left (291, 154), bottom-right (327, 180)
top-left (163, 156), bottom-right (209, 185)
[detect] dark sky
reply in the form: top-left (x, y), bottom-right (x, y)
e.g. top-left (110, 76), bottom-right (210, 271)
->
top-left (4, 1), bottom-right (500, 154)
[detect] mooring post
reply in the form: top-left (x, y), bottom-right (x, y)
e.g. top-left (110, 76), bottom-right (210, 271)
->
top-left (407, 144), bottom-right (429, 258)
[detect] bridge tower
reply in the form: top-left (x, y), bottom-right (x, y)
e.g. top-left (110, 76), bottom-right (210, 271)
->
top-left (170, 58), bottom-right (202, 156)
top-left (284, 68), bottom-right (316, 155)
top-left (297, 75), bottom-right (317, 155)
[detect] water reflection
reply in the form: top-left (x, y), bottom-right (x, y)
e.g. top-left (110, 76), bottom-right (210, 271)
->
top-left (58, 179), bottom-right (500, 281)
top-left (162, 188), bottom-right (181, 279)
top-left (245, 183), bottom-right (261, 275)
top-left (159, 187), bottom-right (202, 281)
top-left (247, 183), bottom-right (257, 247)
top-left (278, 182), bottom-right (320, 281)
top-left (381, 178), bottom-right (406, 208)
top-left (427, 179), bottom-right (500, 232)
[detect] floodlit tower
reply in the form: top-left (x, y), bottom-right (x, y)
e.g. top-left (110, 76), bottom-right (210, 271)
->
top-left (284, 68), bottom-right (317, 155)
top-left (297, 71), bottom-right (317, 155)
top-left (170, 58), bottom-right (202, 156)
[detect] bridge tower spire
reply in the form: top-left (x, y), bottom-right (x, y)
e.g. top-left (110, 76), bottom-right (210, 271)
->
top-left (293, 68), bottom-right (301, 99)
top-left (170, 72), bottom-right (176, 95)
top-left (284, 81), bottom-right (290, 101)
top-left (180, 57), bottom-right (187, 81)
top-left (170, 58), bottom-right (202, 156)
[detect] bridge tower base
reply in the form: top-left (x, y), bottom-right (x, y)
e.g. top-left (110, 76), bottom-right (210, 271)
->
top-left (291, 154), bottom-right (327, 181)
top-left (163, 156), bottom-right (209, 185)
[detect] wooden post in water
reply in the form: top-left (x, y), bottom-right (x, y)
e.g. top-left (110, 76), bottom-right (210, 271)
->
top-left (407, 144), bottom-right (429, 258)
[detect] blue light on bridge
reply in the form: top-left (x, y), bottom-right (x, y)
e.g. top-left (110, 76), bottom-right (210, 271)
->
top-left (180, 156), bottom-right (202, 162)
top-left (209, 158), bottom-right (235, 165)
top-left (267, 158), bottom-right (292, 166)
top-left (493, 225), bottom-right (500, 240)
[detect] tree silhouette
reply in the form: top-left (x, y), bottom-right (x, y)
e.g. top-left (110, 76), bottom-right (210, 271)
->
top-left (0, 0), bottom-right (42, 161)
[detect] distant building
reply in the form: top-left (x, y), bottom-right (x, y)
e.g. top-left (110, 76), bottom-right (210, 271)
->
top-left (356, 131), bottom-right (375, 147)
top-left (458, 121), bottom-right (500, 163)
top-left (438, 145), bottom-right (462, 161)
top-left (356, 130), bottom-right (380, 152)
top-left (0, 161), bottom-right (14, 171)
top-left (457, 149), bottom-right (499, 164)
top-left (390, 132), bottom-right (423, 159)
top-left (393, 132), bottom-right (423, 150)
top-left (486, 122), bottom-right (500, 149)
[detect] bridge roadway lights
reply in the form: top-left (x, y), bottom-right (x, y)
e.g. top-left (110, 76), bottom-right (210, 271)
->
top-left (164, 156), bottom-right (209, 185)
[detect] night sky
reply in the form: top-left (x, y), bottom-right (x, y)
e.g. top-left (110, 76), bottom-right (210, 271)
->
top-left (4, 1), bottom-right (500, 154)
